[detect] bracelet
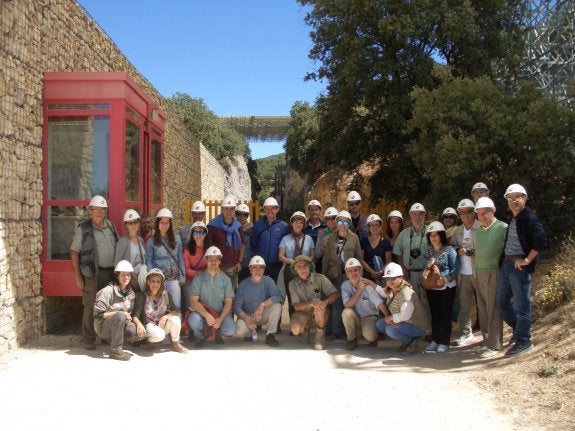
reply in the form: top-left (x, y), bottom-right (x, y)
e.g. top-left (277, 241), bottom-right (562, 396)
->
top-left (524, 258), bottom-right (530, 264)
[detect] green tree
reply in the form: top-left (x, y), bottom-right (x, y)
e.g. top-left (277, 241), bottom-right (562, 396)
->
top-left (285, 101), bottom-right (321, 176)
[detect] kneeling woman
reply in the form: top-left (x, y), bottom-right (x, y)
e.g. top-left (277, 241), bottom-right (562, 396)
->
top-left (132, 268), bottom-right (188, 353)
top-left (93, 260), bottom-right (145, 360)
top-left (375, 262), bottom-right (431, 355)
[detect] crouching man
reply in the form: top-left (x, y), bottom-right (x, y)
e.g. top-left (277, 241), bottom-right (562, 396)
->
top-left (341, 258), bottom-right (389, 351)
top-left (234, 256), bottom-right (284, 347)
top-left (288, 255), bottom-right (340, 350)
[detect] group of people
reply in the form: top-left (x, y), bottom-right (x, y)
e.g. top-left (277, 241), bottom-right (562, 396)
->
top-left (70, 181), bottom-right (546, 360)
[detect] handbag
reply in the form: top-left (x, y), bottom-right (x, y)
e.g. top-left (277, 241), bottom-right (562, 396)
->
top-left (422, 264), bottom-right (443, 290)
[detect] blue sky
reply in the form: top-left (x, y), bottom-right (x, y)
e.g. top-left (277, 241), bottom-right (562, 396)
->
top-left (77, 0), bottom-right (326, 159)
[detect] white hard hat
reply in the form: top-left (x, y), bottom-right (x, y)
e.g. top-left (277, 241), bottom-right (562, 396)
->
top-left (457, 199), bottom-right (475, 211)
top-left (475, 197), bottom-right (496, 211)
top-left (191, 200), bottom-right (206, 213)
top-left (123, 209), bottom-right (140, 222)
top-left (409, 203), bottom-right (426, 213)
top-left (221, 196), bottom-right (237, 208)
top-left (235, 203), bottom-right (250, 214)
top-left (88, 195), bottom-right (108, 208)
top-left (191, 221), bottom-right (207, 232)
top-left (146, 268), bottom-right (165, 281)
top-left (249, 255), bottom-right (266, 267)
top-left (114, 260), bottom-right (134, 273)
top-left (344, 258), bottom-right (362, 271)
top-left (442, 207), bottom-right (457, 217)
top-left (307, 199), bottom-right (322, 208)
top-left (346, 191), bottom-right (361, 202)
top-left (427, 221), bottom-right (445, 233)
top-left (504, 184), bottom-right (527, 198)
top-left (383, 262), bottom-right (403, 278)
top-left (366, 214), bottom-right (382, 225)
top-left (337, 210), bottom-right (352, 221)
top-left (263, 197), bottom-right (279, 207)
top-left (471, 182), bottom-right (489, 193)
top-left (290, 211), bottom-right (307, 223)
top-left (324, 207), bottom-right (338, 218)
top-left (204, 246), bottom-right (223, 258)
top-left (156, 208), bottom-right (173, 219)
top-left (387, 210), bottom-right (403, 221)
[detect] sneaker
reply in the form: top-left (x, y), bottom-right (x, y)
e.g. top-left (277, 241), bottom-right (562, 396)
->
top-left (436, 344), bottom-right (449, 353)
top-left (147, 341), bottom-right (161, 350)
top-left (195, 337), bottom-right (206, 349)
top-left (108, 349), bottom-right (130, 361)
top-left (172, 341), bottom-right (188, 353)
top-left (345, 338), bottom-right (358, 351)
top-left (402, 341), bottom-right (420, 356)
top-left (425, 341), bottom-right (438, 352)
top-left (479, 348), bottom-right (498, 359)
top-left (265, 333), bottom-right (279, 348)
top-left (314, 328), bottom-right (325, 350)
top-left (505, 342), bottom-right (533, 357)
top-left (455, 333), bottom-right (474, 346)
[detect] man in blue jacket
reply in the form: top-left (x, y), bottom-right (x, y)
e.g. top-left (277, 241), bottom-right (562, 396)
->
top-left (496, 184), bottom-right (547, 357)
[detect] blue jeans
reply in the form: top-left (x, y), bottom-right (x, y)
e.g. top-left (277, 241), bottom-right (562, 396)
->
top-left (376, 319), bottom-right (424, 346)
top-left (188, 311), bottom-right (236, 339)
top-left (496, 259), bottom-right (532, 345)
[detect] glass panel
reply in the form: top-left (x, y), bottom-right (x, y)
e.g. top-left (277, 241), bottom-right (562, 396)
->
top-left (47, 116), bottom-right (109, 200)
top-left (125, 120), bottom-right (141, 202)
top-left (151, 127), bottom-right (162, 138)
top-left (126, 107), bottom-right (141, 122)
top-left (48, 104), bottom-right (109, 110)
top-left (151, 138), bottom-right (162, 204)
top-left (46, 205), bottom-right (87, 260)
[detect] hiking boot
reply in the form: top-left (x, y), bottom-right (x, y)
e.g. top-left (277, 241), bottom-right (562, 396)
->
top-left (345, 338), bottom-right (358, 351)
top-left (108, 350), bottom-right (130, 361)
top-left (314, 328), bottom-right (325, 351)
top-left (172, 341), bottom-right (188, 353)
top-left (455, 333), bottom-right (474, 346)
top-left (147, 341), bottom-right (162, 350)
top-left (215, 331), bottom-right (224, 345)
top-left (265, 333), bottom-right (279, 348)
top-left (402, 341), bottom-right (420, 356)
top-left (195, 337), bottom-right (206, 349)
top-left (425, 341), bottom-right (438, 352)
top-left (505, 342), bottom-right (533, 357)
top-left (83, 341), bottom-right (96, 350)
top-left (369, 340), bottom-right (378, 347)
top-left (479, 348), bottom-right (498, 359)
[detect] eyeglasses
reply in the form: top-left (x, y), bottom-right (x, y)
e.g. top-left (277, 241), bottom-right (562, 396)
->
top-left (347, 201), bottom-right (360, 207)
top-left (459, 210), bottom-right (474, 215)
top-left (507, 194), bottom-right (525, 201)
top-left (337, 220), bottom-right (350, 226)
top-left (192, 230), bottom-right (205, 236)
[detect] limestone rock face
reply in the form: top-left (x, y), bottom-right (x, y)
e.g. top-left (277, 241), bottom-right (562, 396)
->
top-left (223, 155), bottom-right (252, 201)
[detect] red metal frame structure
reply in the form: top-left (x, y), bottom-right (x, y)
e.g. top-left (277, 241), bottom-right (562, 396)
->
top-left (42, 72), bottom-right (165, 296)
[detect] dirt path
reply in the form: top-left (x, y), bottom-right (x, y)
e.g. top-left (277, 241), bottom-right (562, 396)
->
top-left (0, 333), bottom-right (536, 431)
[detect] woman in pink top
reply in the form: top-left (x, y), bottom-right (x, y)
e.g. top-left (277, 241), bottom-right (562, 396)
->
top-left (184, 222), bottom-right (209, 288)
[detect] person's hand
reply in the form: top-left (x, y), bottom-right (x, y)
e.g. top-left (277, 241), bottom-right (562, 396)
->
top-left (244, 316), bottom-right (256, 330)
top-left (253, 304), bottom-right (264, 322)
top-left (458, 248), bottom-right (467, 257)
top-left (75, 274), bottom-right (84, 291)
top-left (136, 322), bottom-right (145, 337)
top-left (124, 312), bottom-right (132, 324)
top-left (159, 315), bottom-right (169, 328)
top-left (234, 262), bottom-right (242, 273)
top-left (205, 313), bottom-right (216, 327)
top-left (312, 300), bottom-right (328, 312)
top-left (436, 276), bottom-right (446, 288)
top-left (515, 258), bottom-right (529, 270)
top-left (213, 317), bottom-right (222, 330)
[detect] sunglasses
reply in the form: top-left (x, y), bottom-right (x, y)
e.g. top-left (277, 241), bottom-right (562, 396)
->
top-left (192, 230), bottom-right (206, 236)
top-left (337, 220), bottom-right (350, 226)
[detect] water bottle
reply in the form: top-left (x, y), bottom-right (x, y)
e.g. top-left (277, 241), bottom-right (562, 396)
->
top-left (251, 328), bottom-right (258, 341)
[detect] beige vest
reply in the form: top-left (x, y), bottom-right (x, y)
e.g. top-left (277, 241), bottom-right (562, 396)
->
top-left (389, 281), bottom-right (430, 332)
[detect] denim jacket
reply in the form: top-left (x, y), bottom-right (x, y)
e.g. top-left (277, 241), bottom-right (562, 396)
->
top-left (146, 235), bottom-right (185, 284)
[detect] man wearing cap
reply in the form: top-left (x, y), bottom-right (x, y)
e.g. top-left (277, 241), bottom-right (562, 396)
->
top-left (393, 203), bottom-right (429, 309)
top-left (70, 195), bottom-right (118, 350)
top-left (346, 191), bottom-right (369, 241)
top-left (251, 197), bottom-right (290, 283)
top-left (303, 199), bottom-right (326, 246)
top-left (497, 184), bottom-right (546, 357)
top-left (474, 197), bottom-right (508, 358)
top-left (341, 258), bottom-right (389, 350)
top-left (451, 199), bottom-right (481, 347)
top-left (289, 255), bottom-right (340, 350)
top-left (233, 256), bottom-right (285, 347)
top-left (179, 200), bottom-right (206, 249)
top-left (187, 246), bottom-right (236, 348)
top-left (207, 196), bottom-right (245, 291)
top-left (235, 203), bottom-right (254, 283)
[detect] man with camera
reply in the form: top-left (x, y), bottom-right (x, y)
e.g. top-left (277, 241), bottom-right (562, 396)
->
top-left (451, 199), bottom-right (481, 347)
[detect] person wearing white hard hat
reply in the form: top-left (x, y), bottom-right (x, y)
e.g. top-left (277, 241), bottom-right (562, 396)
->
top-left (422, 222), bottom-right (458, 353)
top-left (235, 203), bottom-right (254, 283)
top-left (93, 260), bottom-right (144, 360)
top-left (146, 208), bottom-right (185, 313)
top-left (386, 210), bottom-right (404, 251)
top-left (346, 191), bottom-right (369, 241)
top-left (251, 196), bottom-right (290, 283)
top-left (341, 258), bottom-right (389, 351)
top-left (187, 246), bottom-right (236, 348)
top-left (361, 214), bottom-right (392, 282)
top-left (471, 182), bottom-right (490, 203)
top-left (207, 196), bottom-right (245, 291)
top-left (233, 256), bottom-right (284, 347)
top-left (179, 200), bottom-right (207, 249)
top-left (315, 206), bottom-right (338, 268)
top-left (392, 203), bottom-right (429, 315)
top-left (375, 263), bottom-right (431, 355)
top-left (279, 211), bottom-right (316, 316)
top-left (321, 210), bottom-right (363, 339)
top-left (497, 184), bottom-right (546, 357)
top-left (131, 268), bottom-right (188, 353)
top-left (441, 207), bottom-right (458, 241)
top-left (451, 199), bottom-right (481, 347)
top-left (114, 209), bottom-right (146, 292)
top-left (70, 195), bottom-right (118, 350)
top-left (473, 197), bottom-right (507, 358)
top-left (304, 199), bottom-right (326, 246)
top-left (183, 222), bottom-right (209, 300)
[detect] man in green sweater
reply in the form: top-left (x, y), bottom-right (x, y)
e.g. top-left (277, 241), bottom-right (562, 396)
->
top-left (474, 197), bottom-right (508, 358)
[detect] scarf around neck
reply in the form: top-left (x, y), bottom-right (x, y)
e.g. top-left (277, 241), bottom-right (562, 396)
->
top-left (208, 214), bottom-right (242, 250)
